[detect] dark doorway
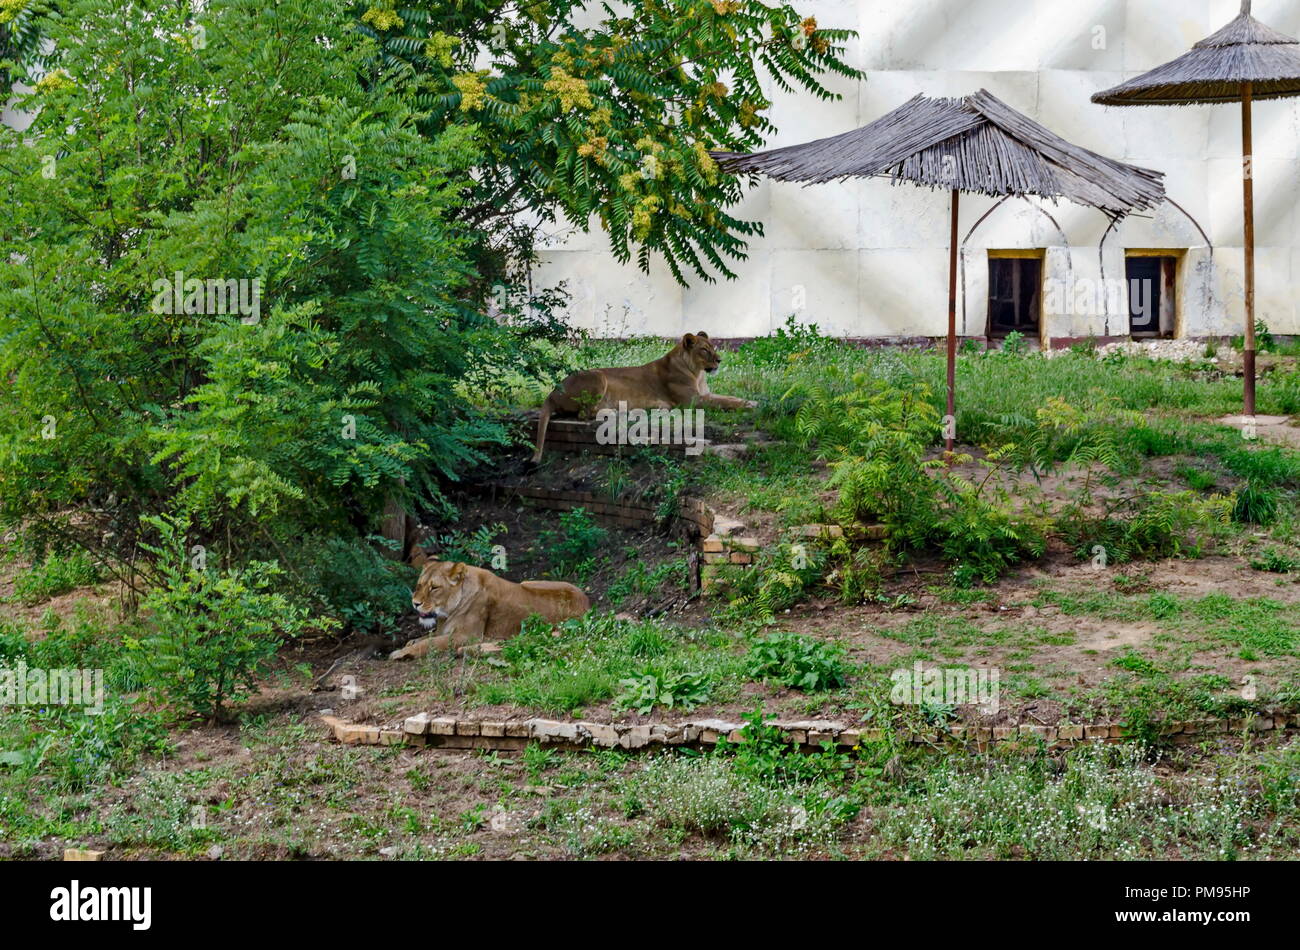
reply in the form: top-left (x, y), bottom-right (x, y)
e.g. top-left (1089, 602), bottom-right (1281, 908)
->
top-left (987, 257), bottom-right (1041, 338)
top-left (1126, 256), bottom-right (1177, 338)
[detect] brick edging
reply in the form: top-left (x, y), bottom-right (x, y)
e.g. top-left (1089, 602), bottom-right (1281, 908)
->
top-left (321, 712), bottom-right (1296, 753)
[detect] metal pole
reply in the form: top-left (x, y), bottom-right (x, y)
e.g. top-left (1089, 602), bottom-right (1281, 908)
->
top-left (946, 189), bottom-right (959, 456)
top-left (1242, 80), bottom-right (1256, 416)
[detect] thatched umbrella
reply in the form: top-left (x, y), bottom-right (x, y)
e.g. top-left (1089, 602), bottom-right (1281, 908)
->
top-left (713, 89), bottom-right (1165, 451)
top-left (1093, 0), bottom-right (1300, 416)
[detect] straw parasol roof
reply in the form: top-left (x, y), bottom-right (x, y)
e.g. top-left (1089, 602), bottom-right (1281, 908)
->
top-left (712, 89), bottom-right (1165, 216)
top-left (1092, 1), bottom-right (1300, 106)
top-left (712, 88), bottom-right (1166, 454)
top-left (1091, 0), bottom-right (1300, 417)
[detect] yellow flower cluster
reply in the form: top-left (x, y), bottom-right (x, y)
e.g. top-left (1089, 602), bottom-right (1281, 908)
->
top-left (0, 0), bottom-right (28, 24)
top-left (361, 6), bottom-right (404, 31)
top-left (424, 32), bottom-right (459, 68)
top-left (801, 16), bottom-right (818, 35)
top-left (577, 136), bottom-right (608, 165)
top-left (632, 196), bottom-right (662, 240)
top-left (452, 72), bottom-right (489, 111)
top-left (34, 69), bottom-right (73, 92)
top-left (709, 0), bottom-right (740, 14)
top-left (693, 141), bottom-right (719, 184)
top-left (544, 67), bottom-right (593, 112)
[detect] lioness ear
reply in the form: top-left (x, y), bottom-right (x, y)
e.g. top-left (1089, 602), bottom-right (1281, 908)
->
top-left (448, 562), bottom-right (467, 584)
top-left (682, 333), bottom-right (696, 349)
top-left (408, 547), bottom-right (429, 568)
top-left (695, 331), bottom-right (710, 340)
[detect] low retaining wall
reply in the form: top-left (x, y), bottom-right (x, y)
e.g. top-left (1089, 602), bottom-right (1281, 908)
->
top-left (322, 711), bottom-right (1296, 754)
top-left (524, 416), bottom-right (707, 459)
top-left (498, 485), bottom-right (713, 537)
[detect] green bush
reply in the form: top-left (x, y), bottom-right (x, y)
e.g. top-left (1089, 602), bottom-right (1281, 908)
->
top-left (0, 0), bottom-right (544, 573)
top-left (130, 515), bottom-right (319, 720)
top-left (613, 669), bottom-right (711, 714)
top-left (538, 508), bottom-right (608, 582)
top-left (744, 632), bottom-right (850, 691)
top-left (300, 535), bottom-right (416, 637)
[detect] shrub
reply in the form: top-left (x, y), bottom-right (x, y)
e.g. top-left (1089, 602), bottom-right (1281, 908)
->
top-left (1060, 491), bottom-right (1232, 564)
top-left (130, 515), bottom-right (319, 720)
top-left (744, 632), bottom-right (850, 691)
top-left (299, 535), bottom-right (417, 636)
top-left (613, 670), bottom-right (711, 714)
top-left (716, 540), bottom-right (828, 622)
top-left (538, 508), bottom-right (608, 582)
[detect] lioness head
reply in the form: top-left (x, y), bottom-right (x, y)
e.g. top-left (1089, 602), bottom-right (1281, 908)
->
top-left (409, 554), bottom-right (469, 630)
top-left (680, 331), bottom-right (721, 374)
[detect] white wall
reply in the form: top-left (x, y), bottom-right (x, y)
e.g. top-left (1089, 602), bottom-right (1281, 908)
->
top-left (530, 0), bottom-right (1300, 340)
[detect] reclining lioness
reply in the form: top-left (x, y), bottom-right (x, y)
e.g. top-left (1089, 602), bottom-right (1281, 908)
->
top-left (532, 331), bottom-right (757, 462)
top-left (390, 551), bottom-right (590, 660)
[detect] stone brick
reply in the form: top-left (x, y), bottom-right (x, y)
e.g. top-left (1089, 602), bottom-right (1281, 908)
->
top-left (64, 849), bottom-right (104, 861)
top-left (427, 716), bottom-right (458, 736)
top-left (380, 730), bottom-right (406, 746)
top-left (504, 720), bottom-right (530, 738)
top-left (578, 721), bottom-right (621, 747)
top-left (338, 724), bottom-right (380, 745)
top-left (992, 725), bottom-right (1016, 741)
top-left (712, 516), bottom-right (745, 537)
top-left (794, 524), bottom-right (844, 539)
top-left (728, 552), bottom-right (753, 565)
top-left (837, 729), bottom-right (861, 747)
top-left (701, 536), bottom-right (725, 553)
top-left (1084, 724), bottom-right (1110, 740)
top-left (702, 551), bottom-right (729, 564)
top-left (1251, 717), bottom-right (1273, 732)
top-left (692, 719), bottom-right (742, 744)
top-left (620, 725), bottom-right (654, 750)
top-left (479, 721), bottom-right (506, 737)
top-left (1057, 723), bottom-right (1084, 741)
top-left (725, 536), bottom-right (761, 552)
top-left (528, 719), bottom-right (581, 743)
top-left (649, 724), bottom-right (685, 744)
top-left (455, 720), bottom-right (481, 737)
top-left (1109, 724), bottom-right (1127, 739)
top-left (403, 713), bottom-right (432, 735)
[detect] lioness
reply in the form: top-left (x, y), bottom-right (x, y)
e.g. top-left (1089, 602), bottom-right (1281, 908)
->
top-left (532, 331), bottom-right (757, 462)
top-left (390, 551), bottom-right (590, 661)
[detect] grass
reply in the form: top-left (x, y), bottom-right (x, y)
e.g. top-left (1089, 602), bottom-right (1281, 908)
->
top-left (5, 332), bottom-right (1300, 860)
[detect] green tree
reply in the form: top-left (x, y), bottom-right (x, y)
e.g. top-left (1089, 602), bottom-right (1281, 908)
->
top-left (350, 0), bottom-right (862, 282)
top-left (0, 0), bottom-right (518, 563)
